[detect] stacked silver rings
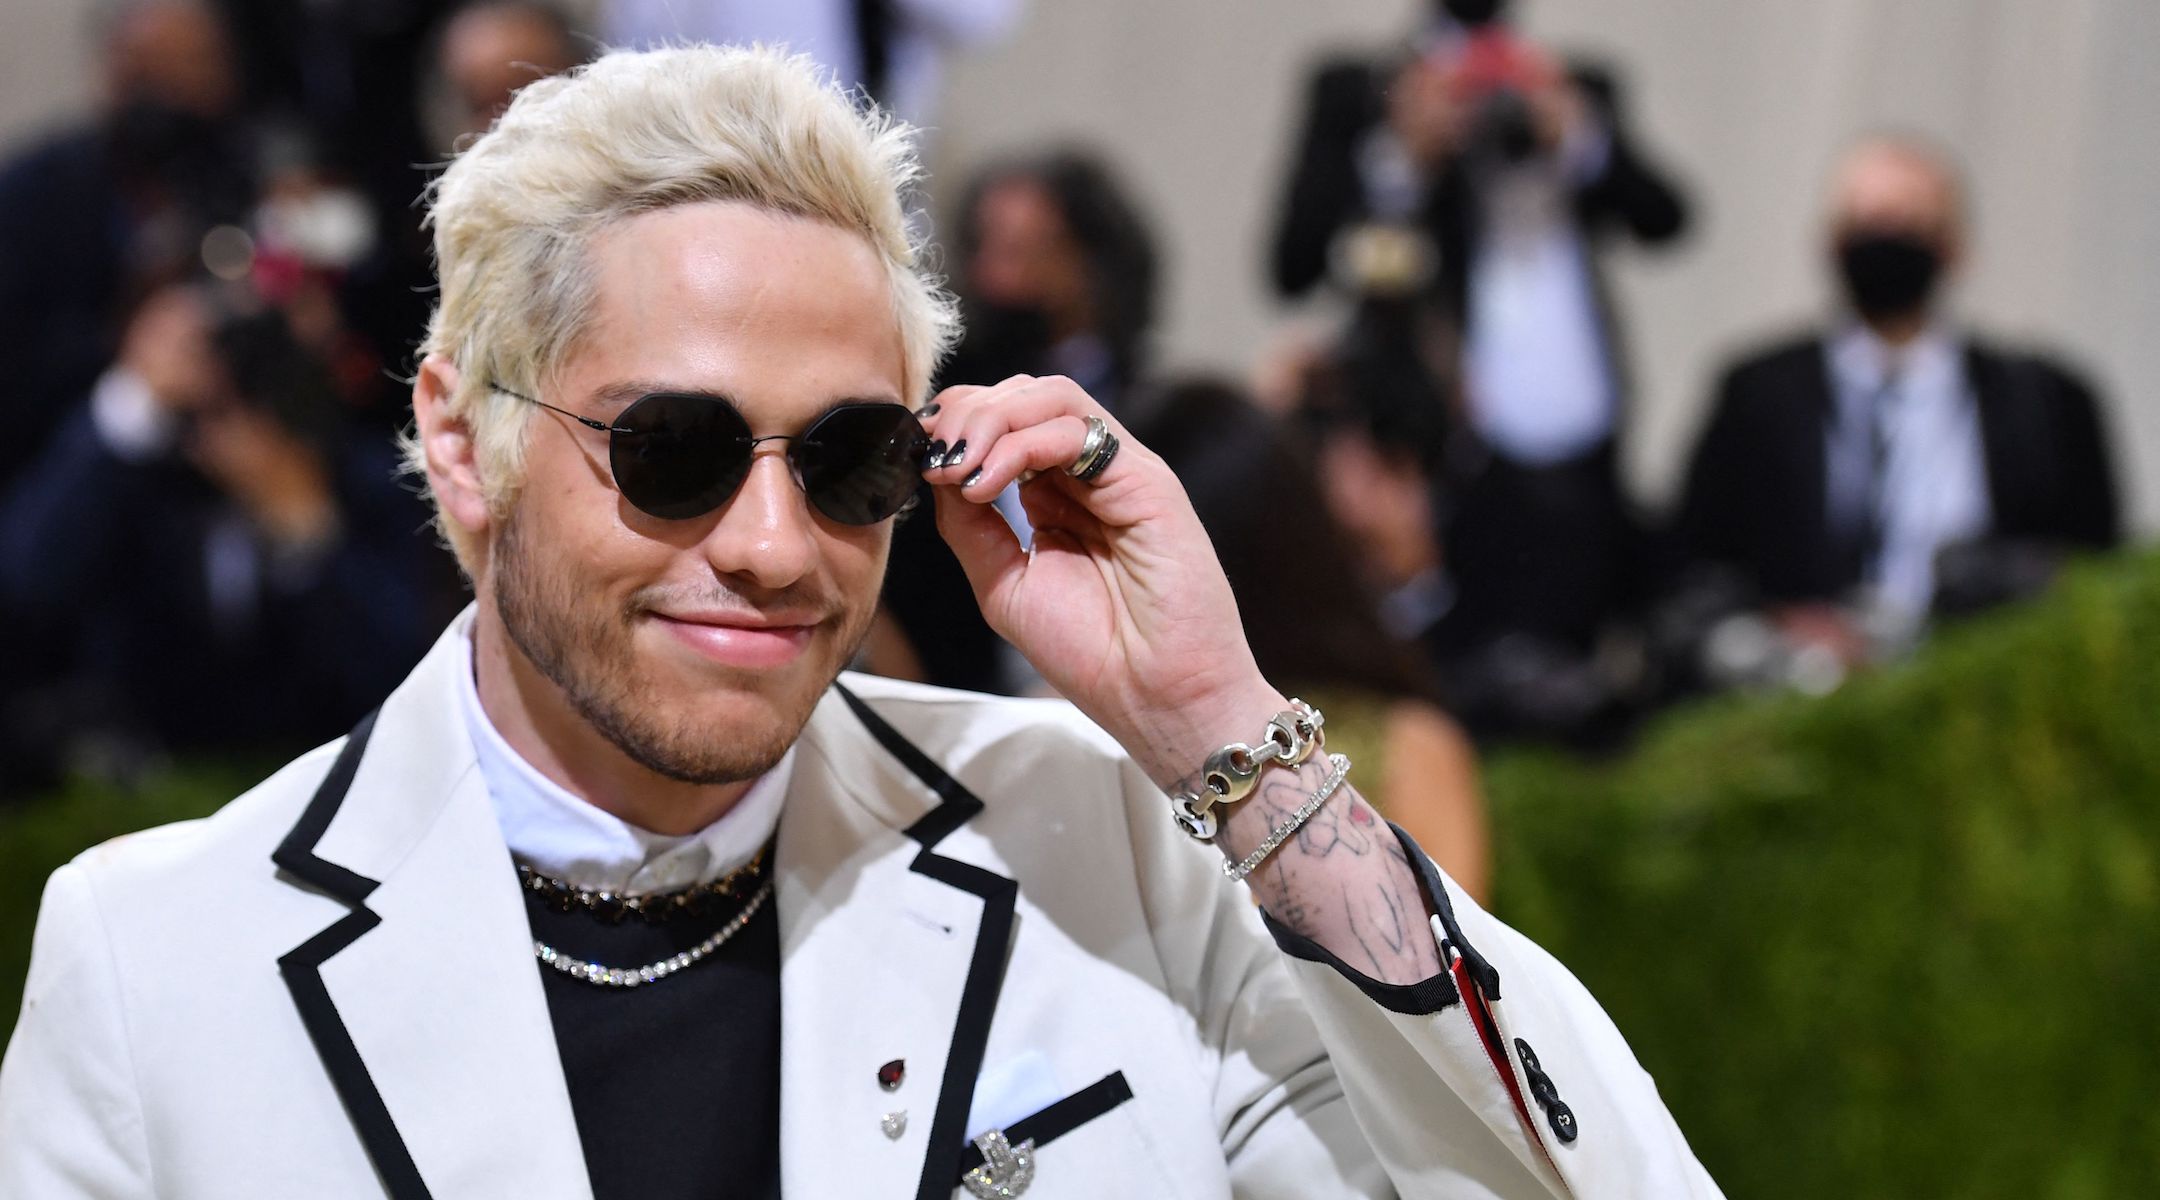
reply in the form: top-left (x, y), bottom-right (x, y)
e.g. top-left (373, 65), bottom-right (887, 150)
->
top-left (1066, 415), bottom-right (1120, 484)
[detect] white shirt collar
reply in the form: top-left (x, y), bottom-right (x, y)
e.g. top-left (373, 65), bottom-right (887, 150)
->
top-left (1829, 320), bottom-right (1961, 400)
top-left (456, 629), bottom-right (791, 894)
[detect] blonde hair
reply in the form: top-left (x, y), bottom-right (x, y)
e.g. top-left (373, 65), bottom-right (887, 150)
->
top-left (406, 43), bottom-right (958, 570)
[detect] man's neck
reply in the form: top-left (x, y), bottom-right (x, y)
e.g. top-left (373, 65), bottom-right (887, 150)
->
top-left (1861, 310), bottom-right (1930, 349)
top-left (470, 605), bottom-right (752, 837)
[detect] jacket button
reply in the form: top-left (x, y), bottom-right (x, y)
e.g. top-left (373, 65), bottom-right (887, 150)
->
top-left (1514, 1038), bottom-right (1578, 1145)
top-left (1514, 1038), bottom-right (1541, 1074)
top-left (1547, 1100), bottom-right (1579, 1144)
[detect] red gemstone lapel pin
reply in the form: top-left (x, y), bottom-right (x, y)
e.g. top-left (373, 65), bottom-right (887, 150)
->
top-left (878, 1058), bottom-right (908, 1139)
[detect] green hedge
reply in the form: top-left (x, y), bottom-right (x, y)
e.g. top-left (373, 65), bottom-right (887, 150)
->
top-left (5, 554), bottom-right (2160, 1194)
top-left (1487, 551), bottom-right (2160, 1197)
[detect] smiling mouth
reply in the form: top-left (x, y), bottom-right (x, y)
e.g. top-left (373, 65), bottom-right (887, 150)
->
top-left (649, 612), bottom-right (818, 669)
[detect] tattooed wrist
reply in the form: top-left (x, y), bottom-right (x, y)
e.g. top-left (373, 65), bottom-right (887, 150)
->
top-left (1214, 756), bottom-right (1444, 984)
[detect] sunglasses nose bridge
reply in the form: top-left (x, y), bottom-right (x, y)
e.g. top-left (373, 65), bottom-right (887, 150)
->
top-left (744, 433), bottom-right (810, 492)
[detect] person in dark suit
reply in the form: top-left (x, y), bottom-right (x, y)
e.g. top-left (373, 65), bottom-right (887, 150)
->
top-left (0, 0), bottom-right (256, 488)
top-left (0, 283), bottom-right (436, 788)
top-left (1269, 0), bottom-right (1688, 667)
top-left (1675, 134), bottom-right (2119, 672)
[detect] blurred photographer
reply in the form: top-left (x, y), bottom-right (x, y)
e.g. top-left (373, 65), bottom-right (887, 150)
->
top-left (1670, 135), bottom-right (2120, 694)
top-left (0, 281), bottom-right (434, 789)
top-left (945, 148), bottom-right (1161, 415)
top-left (1269, 0), bottom-right (1687, 691)
top-left (0, 0), bottom-right (257, 486)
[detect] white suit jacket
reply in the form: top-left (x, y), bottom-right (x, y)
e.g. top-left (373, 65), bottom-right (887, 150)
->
top-left (0, 616), bottom-right (1719, 1198)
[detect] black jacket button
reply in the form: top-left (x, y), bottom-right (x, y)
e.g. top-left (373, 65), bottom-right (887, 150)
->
top-left (1514, 1038), bottom-right (1578, 1144)
top-left (1514, 1039), bottom-right (1542, 1073)
top-left (1547, 1100), bottom-right (1579, 1144)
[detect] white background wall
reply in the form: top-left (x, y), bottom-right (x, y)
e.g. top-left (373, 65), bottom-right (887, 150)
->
top-left (928, 0), bottom-right (2160, 528)
top-left (7, 0), bottom-right (2156, 527)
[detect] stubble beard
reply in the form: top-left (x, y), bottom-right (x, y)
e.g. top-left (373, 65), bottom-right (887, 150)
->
top-left (490, 507), bottom-right (874, 786)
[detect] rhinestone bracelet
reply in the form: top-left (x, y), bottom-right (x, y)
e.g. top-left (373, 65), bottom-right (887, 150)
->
top-left (1223, 753), bottom-right (1353, 883)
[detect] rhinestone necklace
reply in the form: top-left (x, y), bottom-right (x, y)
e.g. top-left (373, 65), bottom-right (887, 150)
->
top-left (516, 843), bottom-right (769, 924)
top-left (533, 878), bottom-right (773, 988)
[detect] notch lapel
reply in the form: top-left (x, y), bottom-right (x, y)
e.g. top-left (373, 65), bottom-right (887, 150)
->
top-left (776, 684), bottom-right (1017, 1200)
top-left (272, 617), bottom-right (590, 1199)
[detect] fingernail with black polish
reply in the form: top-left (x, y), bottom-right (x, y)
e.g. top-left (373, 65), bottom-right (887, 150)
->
top-left (919, 402), bottom-right (940, 417)
top-left (924, 439), bottom-right (948, 469)
top-left (945, 440), bottom-right (967, 469)
top-left (963, 467), bottom-right (984, 488)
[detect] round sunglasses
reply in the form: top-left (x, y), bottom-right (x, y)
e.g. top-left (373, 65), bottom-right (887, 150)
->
top-left (495, 385), bottom-right (929, 525)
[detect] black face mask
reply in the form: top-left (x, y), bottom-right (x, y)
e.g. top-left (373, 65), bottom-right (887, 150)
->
top-left (1837, 232), bottom-right (1944, 322)
top-left (1441, 0), bottom-right (1509, 28)
top-left (108, 98), bottom-right (225, 175)
top-left (949, 299), bottom-right (1055, 383)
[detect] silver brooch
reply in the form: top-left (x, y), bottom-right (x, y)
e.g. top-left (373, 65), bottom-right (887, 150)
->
top-left (961, 1129), bottom-right (1035, 1199)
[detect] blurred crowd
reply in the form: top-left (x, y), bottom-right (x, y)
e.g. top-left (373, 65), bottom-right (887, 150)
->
top-left (0, 0), bottom-right (2127, 882)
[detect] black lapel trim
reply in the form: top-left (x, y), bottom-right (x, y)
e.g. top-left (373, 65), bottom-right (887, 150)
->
top-left (834, 684), bottom-right (1019, 1200)
top-left (953, 1071), bottom-right (1134, 1180)
top-left (269, 710), bottom-right (435, 1200)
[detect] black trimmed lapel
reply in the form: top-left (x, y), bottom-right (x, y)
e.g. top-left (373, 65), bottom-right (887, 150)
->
top-left (267, 616), bottom-right (589, 1199)
top-left (774, 683), bottom-right (1020, 1199)
top-left (272, 709), bottom-right (430, 1200)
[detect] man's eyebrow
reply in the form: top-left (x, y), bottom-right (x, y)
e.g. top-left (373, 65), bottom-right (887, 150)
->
top-left (825, 392), bottom-right (908, 410)
top-left (587, 380), bottom-right (726, 410)
top-left (586, 382), bottom-right (908, 415)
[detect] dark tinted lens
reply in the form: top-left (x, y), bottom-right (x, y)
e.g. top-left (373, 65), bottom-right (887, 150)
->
top-left (609, 392), bottom-right (753, 520)
top-left (794, 404), bottom-right (928, 525)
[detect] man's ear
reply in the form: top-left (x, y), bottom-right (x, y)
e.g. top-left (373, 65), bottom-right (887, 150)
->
top-left (412, 355), bottom-right (492, 541)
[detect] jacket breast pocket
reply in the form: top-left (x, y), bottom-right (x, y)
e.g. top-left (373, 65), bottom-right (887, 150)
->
top-left (951, 1071), bottom-right (1147, 1198)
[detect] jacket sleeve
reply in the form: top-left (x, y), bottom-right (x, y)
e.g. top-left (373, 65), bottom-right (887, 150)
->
top-left (1672, 363), bottom-right (1764, 583)
top-left (1115, 756), bottom-right (1393, 1197)
top-left (2042, 361), bottom-right (2120, 548)
top-left (1121, 747), bottom-right (1718, 1198)
top-left (1264, 826), bottom-right (1724, 1198)
top-left (0, 864), bottom-right (156, 1199)
top-left (0, 403), bottom-right (153, 626)
top-left (1568, 66), bottom-right (1689, 246)
top-left (1270, 60), bottom-right (1382, 299)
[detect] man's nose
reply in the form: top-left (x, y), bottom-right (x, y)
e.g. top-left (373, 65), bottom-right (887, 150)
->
top-left (697, 449), bottom-right (817, 590)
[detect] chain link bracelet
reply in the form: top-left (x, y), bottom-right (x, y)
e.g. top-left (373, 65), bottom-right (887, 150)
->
top-left (1168, 700), bottom-right (1325, 843)
top-left (1223, 753), bottom-right (1354, 883)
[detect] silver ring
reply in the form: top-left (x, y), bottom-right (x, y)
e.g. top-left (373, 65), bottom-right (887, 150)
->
top-left (1066, 415), bottom-right (1120, 484)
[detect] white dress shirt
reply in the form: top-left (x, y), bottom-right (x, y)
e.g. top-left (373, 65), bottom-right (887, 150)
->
top-left (1460, 141), bottom-right (1619, 467)
top-left (1824, 323), bottom-right (1992, 617)
top-left (456, 630), bottom-right (792, 894)
top-left (1354, 31), bottom-right (1622, 468)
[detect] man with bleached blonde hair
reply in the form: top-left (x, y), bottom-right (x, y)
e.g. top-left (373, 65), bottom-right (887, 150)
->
top-left (0, 44), bottom-right (1717, 1199)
